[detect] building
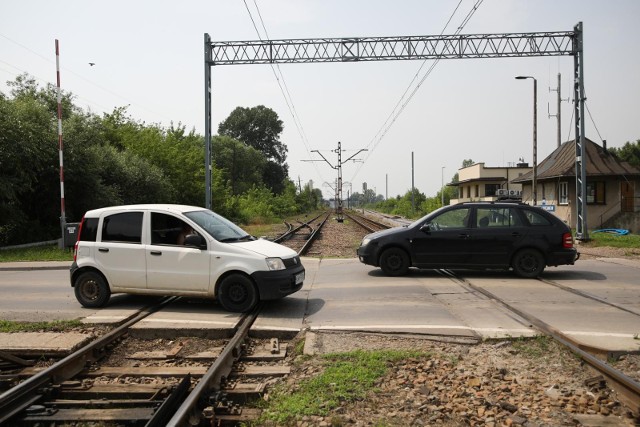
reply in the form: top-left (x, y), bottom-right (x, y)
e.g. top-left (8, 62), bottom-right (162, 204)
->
top-left (512, 138), bottom-right (640, 230)
top-left (450, 162), bottom-right (531, 204)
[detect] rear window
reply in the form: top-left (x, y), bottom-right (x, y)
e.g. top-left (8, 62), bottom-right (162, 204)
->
top-left (476, 207), bottom-right (523, 228)
top-left (102, 212), bottom-right (143, 243)
top-left (79, 217), bottom-right (99, 242)
top-left (523, 210), bottom-right (553, 226)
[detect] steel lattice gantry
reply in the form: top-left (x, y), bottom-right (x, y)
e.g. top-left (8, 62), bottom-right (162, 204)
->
top-left (204, 22), bottom-right (588, 240)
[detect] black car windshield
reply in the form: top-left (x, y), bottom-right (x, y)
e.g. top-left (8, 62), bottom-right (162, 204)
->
top-left (409, 205), bottom-right (449, 228)
top-left (185, 210), bottom-right (253, 242)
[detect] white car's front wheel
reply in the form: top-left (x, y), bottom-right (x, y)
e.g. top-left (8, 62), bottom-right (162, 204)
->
top-left (217, 274), bottom-right (258, 312)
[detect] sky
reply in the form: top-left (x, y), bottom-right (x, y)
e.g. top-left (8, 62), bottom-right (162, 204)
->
top-left (2, 0), bottom-right (639, 201)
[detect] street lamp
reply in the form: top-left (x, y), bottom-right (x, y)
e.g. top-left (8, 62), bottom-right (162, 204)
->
top-left (441, 166), bottom-right (445, 206)
top-left (515, 75), bottom-right (537, 206)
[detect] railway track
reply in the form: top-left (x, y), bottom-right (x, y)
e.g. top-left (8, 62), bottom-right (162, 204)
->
top-left (439, 269), bottom-right (640, 419)
top-left (273, 211), bottom-right (331, 255)
top-left (0, 300), bottom-right (292, 426)
top-left (344, 210), bottom-right (390, 233)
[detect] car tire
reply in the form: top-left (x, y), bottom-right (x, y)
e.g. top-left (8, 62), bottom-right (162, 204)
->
top-left (379, 247), bottom-right (410, 276)
top-left (217, 274), bottom-right (258, 312)
top-left (74, 271), bottom-right (111, 308)
top-left (512, 248), bottom-right (545, 278)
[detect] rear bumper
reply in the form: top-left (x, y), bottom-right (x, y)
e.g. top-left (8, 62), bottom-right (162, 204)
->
top-left (548, 249), bottom-right (579, 266)
top-left (251, 264), bottom-right (305, 300)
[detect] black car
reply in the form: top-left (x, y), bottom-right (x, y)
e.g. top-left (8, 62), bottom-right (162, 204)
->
top-left (357, 202), bottom-right (578, 277)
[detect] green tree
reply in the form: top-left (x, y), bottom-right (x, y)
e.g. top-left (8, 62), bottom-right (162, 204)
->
top-left (217, 105), bottom-right (289, 193)
top-left (609, 140), bottom-right (640, 169)
top-left (213, 135), bottom-right (265, 196)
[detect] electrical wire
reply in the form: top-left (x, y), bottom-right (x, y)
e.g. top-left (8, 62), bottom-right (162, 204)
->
top-left (349, 0), bottom-right (484, 185)
top-left (242, 0), bottom-right (329, 191)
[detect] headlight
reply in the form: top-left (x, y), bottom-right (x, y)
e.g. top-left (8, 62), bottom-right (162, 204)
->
top-left (266, 257), bottom-right (286, 271)
top-left (361, 237), bottom-right (371, 247)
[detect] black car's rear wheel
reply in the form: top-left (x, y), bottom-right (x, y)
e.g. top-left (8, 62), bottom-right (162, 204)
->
top-left (379, 247), bottom-right (410, 276)
top-left (217, 273), bottom-right (258, 312)
top-left (512, 248), bottom-right (545, 278)
top-left (74, 271), bottom-right (111, 308)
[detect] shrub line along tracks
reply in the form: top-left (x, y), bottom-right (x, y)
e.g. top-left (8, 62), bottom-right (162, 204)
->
top-left (0, 297), bottom-right (289, 426)
top-left (438, 269), bottom-right (640, 418)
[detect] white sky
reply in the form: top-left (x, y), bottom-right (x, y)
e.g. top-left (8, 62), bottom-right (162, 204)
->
top-left (2, 0), bottom-right (639, 200)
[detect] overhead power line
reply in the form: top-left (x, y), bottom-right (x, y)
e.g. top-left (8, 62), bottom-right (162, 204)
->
top-left (242, 0), bottom-right (328, 188)
top-left (351, 0), bottom-right (484, 185)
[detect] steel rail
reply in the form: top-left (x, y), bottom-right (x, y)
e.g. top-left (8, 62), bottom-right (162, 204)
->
top-left (272, 221), bottom-right (294, 243)
top-left (344, 211), bottom-right (390, 233)
top-left (165, 305), bottom-right (261, 427)
top-left (273, 212), bottom-right (326, 243)
top-left (0, 296), bottom-right (179, 425)
top-left (439, 269), bottom-right (640, 417)
top-left (298, 212), bottom-right (331, 256)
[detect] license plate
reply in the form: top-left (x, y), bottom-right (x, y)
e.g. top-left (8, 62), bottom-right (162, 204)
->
top-left (295, 271), bottom-right (305, 285)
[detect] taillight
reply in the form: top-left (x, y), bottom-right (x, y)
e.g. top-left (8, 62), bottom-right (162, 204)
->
top-left (74, 216), bottom-right (85, 262)
top-left (562, 232), bottom-right (573, 248)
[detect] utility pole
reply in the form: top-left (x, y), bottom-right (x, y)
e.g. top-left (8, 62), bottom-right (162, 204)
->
top-left (303, 142), bottom-right (367, 221)
top-left (411, 152), bottom-right (415, 216)
top-left (549, 73), bottom-right (569, 148)
top-left (385, 174), bottom-right (388, 200)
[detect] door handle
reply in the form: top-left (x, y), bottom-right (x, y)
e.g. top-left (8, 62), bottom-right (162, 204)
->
top-left (511, 232), bottom-right (521, 237)
top-left (458, 233), bottom-right (470, 239)
top-left (150, 251), bottom-right (162, 256)
top-left (98, 248), bottom-right (109, 253)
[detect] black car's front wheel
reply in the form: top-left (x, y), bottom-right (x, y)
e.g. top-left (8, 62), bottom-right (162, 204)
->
top-left (379, 247), bottom-right (410, 276)
top-left (512, 248), bottom-right (545, 278)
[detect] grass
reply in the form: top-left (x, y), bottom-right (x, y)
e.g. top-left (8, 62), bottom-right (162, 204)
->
top-left (511, 335), bottom-right (552, 359)
top-left (0, 319), bottom-right (83, 333)
top-left (582, 231), bottom-right (640, 249)
top-left (0, 245), bottom-right (74, 262)
top-left (257, 349), bottom-right (428, 425)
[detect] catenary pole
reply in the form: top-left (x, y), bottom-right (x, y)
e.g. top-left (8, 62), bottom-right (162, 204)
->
top-left (55, 40), bottom-right (66, 247)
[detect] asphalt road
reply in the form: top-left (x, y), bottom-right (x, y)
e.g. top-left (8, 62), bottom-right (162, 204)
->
top-left (1, 257), bottom-right (639, 351)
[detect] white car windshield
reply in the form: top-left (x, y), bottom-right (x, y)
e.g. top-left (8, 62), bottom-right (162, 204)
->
top-left (185, 210), bottom-right (254, 242)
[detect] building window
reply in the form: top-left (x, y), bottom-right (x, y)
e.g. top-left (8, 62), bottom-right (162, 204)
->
top-left (559, 182), bottom-right (568, 205)
top-left (466, 186), bottom-right (471, 198)
top-left (475, 185), bottom-right (479, 197)
top-left (485, 184), bottom-right (500, 196)
top-left (586, 181), bottom-right (606, 204)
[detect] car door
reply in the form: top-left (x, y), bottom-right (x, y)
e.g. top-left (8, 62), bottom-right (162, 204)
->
top-left (96, 211), bottom-right (147, 289)
top-left (469, 206), bottom-right (528, 267)
top-left (145, 212), bottom-right (211, 293)
top-left (409, 207), bottom-right (472, 267)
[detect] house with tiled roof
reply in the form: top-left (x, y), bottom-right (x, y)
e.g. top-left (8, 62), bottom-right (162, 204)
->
top-left (450, 162), bottom-right (531, 203)
top-left (512, 138), bottom-right (640, 230)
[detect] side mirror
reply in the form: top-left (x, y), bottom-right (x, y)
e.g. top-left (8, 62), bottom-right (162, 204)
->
top-left (420, 223), bottom-right (432, 233)
top-left (184, 234), bottom-right (206, 249)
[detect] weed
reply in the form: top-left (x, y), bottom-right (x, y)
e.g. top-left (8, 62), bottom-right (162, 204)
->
top-left (0, 245), bottom-right (74, 262)
top-left (511, 335), bottom-right (551, 359)
top-left (258, 349), bottom-right (427, 424)
top-left (0, 319), bottom-right (84, 333)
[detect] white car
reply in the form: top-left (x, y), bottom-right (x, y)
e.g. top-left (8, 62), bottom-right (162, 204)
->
top-left (70, 204), bottom-right (305, 312)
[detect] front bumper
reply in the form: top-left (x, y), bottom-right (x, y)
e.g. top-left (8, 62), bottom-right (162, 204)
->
top-left (357, 245), bottom-right (379, 266)
top-left (251, 263), bottom-right (305, 300)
